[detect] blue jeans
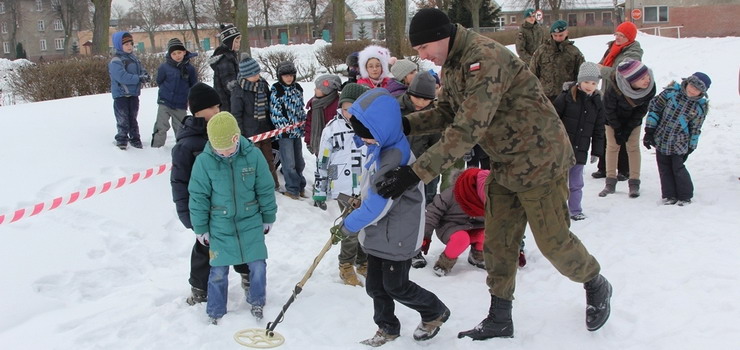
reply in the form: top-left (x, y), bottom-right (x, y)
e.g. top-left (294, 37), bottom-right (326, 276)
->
top-left (567, 164), bottom-right (585, 215)
top-left (206, 260), bottom-right (267, 319)
top-left (278, 138), bottom-right (306, 195)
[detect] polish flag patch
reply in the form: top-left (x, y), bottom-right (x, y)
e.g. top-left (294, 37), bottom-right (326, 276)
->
top-left (469, 62), bottom-right (481, 71)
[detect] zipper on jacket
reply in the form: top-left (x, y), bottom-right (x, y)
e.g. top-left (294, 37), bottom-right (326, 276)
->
top-left (229, 157), bottom-right (246, 263)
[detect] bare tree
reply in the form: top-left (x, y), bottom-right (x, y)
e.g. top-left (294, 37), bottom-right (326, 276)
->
top-left (51, 0), bottom-right (88, 56)
top-left (385, 0), bottom-right (406, 56)
top-left (234, 0), bottom-right (251, 56)
top-left (260, 0), bottom-right (272, 45)
top-left (91, 0), bottom-right (112, 55)
top-left (299, 0), bottom-right (327, 40)
top-left (207, 0), bottom-right (234, 24)
top-left (331, 0), bottom-right (345, 43)
top-left (131, 0), bottom-right (168, 53)
top-left (112, 3), bottom-right (127, 20)
top-left (461, 0), bottom-right (483, 32)
top-left (177, 0), bottom-right (204, 51)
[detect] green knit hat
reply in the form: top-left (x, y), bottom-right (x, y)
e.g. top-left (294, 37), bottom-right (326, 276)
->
top-left (207, 112), bottom-right (241, 150)
top-left (338, 83), bottom-right (370, 105)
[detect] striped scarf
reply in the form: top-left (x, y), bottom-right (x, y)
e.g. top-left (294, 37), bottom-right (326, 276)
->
top-left (241, 79), bottom-right (268, 120)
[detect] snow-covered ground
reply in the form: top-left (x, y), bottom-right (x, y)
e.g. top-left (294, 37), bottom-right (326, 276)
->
top-left (1, 33), bottom-right (739, 349)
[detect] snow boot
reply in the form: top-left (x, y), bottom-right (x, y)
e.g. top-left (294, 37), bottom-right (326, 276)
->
top-left (130, 140), bottom-right (143, 149)
top-left (186, 287), bottom-right (207, 306)
top-left (628, 179), bottom-right (641, 198)
top-left (617, 173), bottom-right (629, 182)
top-left (432, 253), bottom-right (457, 277)
top-left (339, 262), bottom-right (363, 287)
top-left (570, 213), bottom-right (587, 221)
top-left (356, 262), bottom-right (368, 278)
top-left (240, 272), bottom-right (250, 292)
top-left (359, 329), bottom-right (399, 347)
top-left (591, 170), bottom-right (606, 179)
top-left (458, 295), bottom-right (514, 340)
top-left (411, 252), bottom-right (427, 268)
top-left (116, 142), bottom-right (127, 150)
top-left (413, 307), bottom-right (451, 341)
top-left (662, 198), bottom-right (678, 205)
top-left (209, 317), bottom-right (219, 325)
top-left (584, 274), bottom-right (613, 331)
top-left (467, 249), bottom-right (485, 269)
top-left (677, 199), bottom-right (692, 206)
top-left (598, 177), bottom-right (617, 197)
top-left (251, 305), bottom-right (264, 320)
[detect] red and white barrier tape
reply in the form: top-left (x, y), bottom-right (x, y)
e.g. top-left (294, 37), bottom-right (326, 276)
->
top-left (0, 122), bottom-right (305, 226)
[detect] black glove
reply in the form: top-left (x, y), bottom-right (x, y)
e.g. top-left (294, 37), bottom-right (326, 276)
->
top-left (139, 72), bottom-right (151, 83)
top-left (643, 129), bottom-right (656, 150)
top-left (683, 148), bottom-right (695, 161)
top-left (376, 166), bottom-right (421, 199)
top-left (401, 116), bottom-right (411, 136)
top-left (615, 129), bottom-right (629, 146)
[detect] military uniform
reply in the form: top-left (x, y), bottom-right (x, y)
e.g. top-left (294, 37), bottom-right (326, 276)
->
top-left (515, 21), bottom-right (545, 67)
top-left (406, 24), bottom-right (601, 300)
top-left (530, 38), bottom-right (585, 101)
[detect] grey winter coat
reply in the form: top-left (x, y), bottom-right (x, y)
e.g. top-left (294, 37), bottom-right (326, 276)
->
top-left (424, 188), bottom-right (485, 244)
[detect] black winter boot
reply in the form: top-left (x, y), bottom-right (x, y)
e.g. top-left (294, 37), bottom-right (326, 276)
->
top-left (458, 295), bottom-right (514, 340)
top-left (584, 274), bottom-right (613, 331)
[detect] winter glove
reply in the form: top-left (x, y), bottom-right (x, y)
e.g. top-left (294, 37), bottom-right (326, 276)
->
top-left (590, 155), bottom-right (599, 164)
top-left (376, 166), bottom-right (421, 199)
top-left (330, 224), bottom-right (349, 245)
top-left (313, 200), bottom-right (327, 211)
top-left (196, 232), bottom-right (210, 246)
top-left (683, 148), bottom-right (695, 162)
top-left (139, 73), bottom-right (151, 83)
top-left (643, 129), bottom-right (656, 150)
top-left (420, 238), bottom-right (432, 255)
top-left (263, 223), bottom-right (273, 234)
top-left (615, 130), bottom-right (629, 146)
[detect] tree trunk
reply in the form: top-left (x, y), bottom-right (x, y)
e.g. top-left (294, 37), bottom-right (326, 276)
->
top-left (384, 0), bottom-right (406, 57)
top-left (91, 0), bottom-right (112, 55)
top-left (148, 32), bottom-right (157, 53)
top-left (235, 0), bottom-right (251, 57)
top-left (187, 0), bottom-right (202, 51)
top-left (332, 0), bottom-right (345, 43)
top-left (261, 0), bottom-right (271, 45)
top-left (463, 0), bottom-right (483, 33)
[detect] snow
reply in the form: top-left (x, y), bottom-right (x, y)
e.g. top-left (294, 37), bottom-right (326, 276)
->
top-left (1, 32), bottom-right (739, 349)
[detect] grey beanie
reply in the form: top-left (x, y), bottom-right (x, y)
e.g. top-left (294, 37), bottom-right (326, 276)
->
top-left (577, 62), bottom-right (601, 84)
top-left (390, 59), bottom-right (418, 82)
top-left (314, 74), bottom-right (342, 95)
top-left (167, 38), bottom-right (186, 54)
top-left (407, 70), bottom-right (437, 100)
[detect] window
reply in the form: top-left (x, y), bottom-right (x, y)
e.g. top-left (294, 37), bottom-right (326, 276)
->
top-left (38, 20), bottom-right (45, 31)
top-left (543, 14), bottom-right (552, 25)
top-left (1, 22), bottom-right (6, 34)
top-left (55, 38), bottom-right (64, 50)
top-left (510, 16), bottom-right (517, 24)
top-left (262, 29), bottom-right (270, 40)
top-left (36, 0), bottom-right (43, 11)
top-left (53, 19), bottom-right (63, 31)
top-left (40, 39), bottom-right (47, 51)
top-left (602, 12), bottom-right (613, 26)
top-left (495, 16), bottom-right (505, 28)
top-left (0, 2), bottom-right (5, 14)
top-left (644, 6), bottom-right (669, 23)
top-left (3, 42), bottom-right (10, 54)
top-left (585, 13), bottom-right (595, 26)
top-left (568, 13), bottom-right (578, 27)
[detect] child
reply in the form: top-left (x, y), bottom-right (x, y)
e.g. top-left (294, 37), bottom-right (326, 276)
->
top-left (108, 31), bottom-right (149, 150)
top-left (209, 24), bottom-right (241, 112)
top-left (171, 82), bottom-right (253, 306)
top-left (599, 59), bottom-right (656, 198)
top-left (342, 52), bottom-right (360, 88)
top-left (387, 59), bottom-right (418, 97)
top-left (424, 168), bottom-right (488, 276)
top-left (553, 62), bottom-right (606, 220)
top-left (356, 45), bottom-right (393, 89)
top-left (305, 74), bottom-right (342, 161)
top-left (270, 61), bottom-right (307, 198)
top-left (231, 57), bottom-right (280, 190)
top-left (188, 112), bottom-right (277, 324)
top-left (313, 83), bottom-right (369, 287)
top-left (151, 38), bottom-right (198, 148)
top-left (644, 72), bottom-right (711, 206)
top-left (330, 88), bottom-right (449, 346)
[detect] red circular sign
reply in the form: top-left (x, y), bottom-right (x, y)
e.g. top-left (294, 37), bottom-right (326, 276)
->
top-left (631, 9), bottom-right (642, 20)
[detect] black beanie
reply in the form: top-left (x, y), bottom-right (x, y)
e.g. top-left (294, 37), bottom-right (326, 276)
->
top-left (188, 82), bottom-right (221, 115)
top-left (350, 116), bottom-right (374, 139)
top-left (409, 8), bottom-right (453, 47)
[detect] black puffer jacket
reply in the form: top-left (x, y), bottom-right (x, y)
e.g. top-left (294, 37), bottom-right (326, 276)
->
top-left (170, 115), bottom-right (208, 229)
top-left (603, 73), bottom-right (656, 132)
top-left (209, 45), bottom-right (239, 112)
top-left (230, 79), bottom-right (274, 138)
top-left (553, 83), bottom-right (606, 165)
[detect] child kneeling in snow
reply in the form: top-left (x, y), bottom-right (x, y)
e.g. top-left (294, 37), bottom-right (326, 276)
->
top-left (188, 112), bottom-right (277, 324)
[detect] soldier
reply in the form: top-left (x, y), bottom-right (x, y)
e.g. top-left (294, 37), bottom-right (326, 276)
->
top-left (376, 8), bottom-right (613, 339)
top-left (515, 8), bottom-right (545, 68)
top-left (530, 20), bottom-right (585, 103)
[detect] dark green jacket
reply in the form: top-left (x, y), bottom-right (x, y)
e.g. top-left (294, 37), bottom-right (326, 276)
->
top-left (530, 38), bottom-right (585, 98)
top-left (407, 24), bottom-right (574, 192)
top-left (515, 21), bottom-right (545, 66)
top-left (188, 136), bottom-right (277, 266)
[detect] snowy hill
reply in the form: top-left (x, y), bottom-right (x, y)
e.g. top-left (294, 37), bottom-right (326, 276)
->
top-left (1, 33), bottom-right (739, 349)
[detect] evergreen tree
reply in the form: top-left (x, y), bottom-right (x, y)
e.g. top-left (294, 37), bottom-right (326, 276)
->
top-left (358, 22), bottom-right (368, 40)
top-left (15, 43), bottom-right (27, 59)
top-left (448, 0), bottom-right (501, 28)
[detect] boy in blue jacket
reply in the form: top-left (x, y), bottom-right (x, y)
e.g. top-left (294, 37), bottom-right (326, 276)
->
top-left (151, 38), bottom-right (198, 148)
top-left (108, 31), bottom-right (149, 150)
top-left (330, 88), bottom-right (449, 346)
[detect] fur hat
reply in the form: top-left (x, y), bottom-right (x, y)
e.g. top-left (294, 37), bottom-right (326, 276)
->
top-left (238, 57), bottom-right (261, 79)
top-left (390, 59), bottom-right (418, 83)
top-left (409, 8), bottom-right (453, 47)
top-left (188, 82), bottom-right (221, 115)
top-left (407, 70), bottom-right (437, 100)
top-left (338, 83), bottom-right (370, 105)
top-left (617, 59), bottom-right (649, 84)
top-left (314, 74), bottom-right (342, 95)
top-left (167, 38), bottom-right (186, 55)
top-left (551, 20), bottom-right (568, 33)
top-left (358, 45), bottom-right (391, 80)
top-left (207, 112), bottom-right (241, 150)
top-left (276, 61), bottom-right (297, 76)
top-left (577, 62), bottom-right (601, 84)
top-left (219, 24), bottom-right (241, 50)
top-left (685, 72), bottom-right (711, 92)
top-left (615, 21), bottom-right (638, 42)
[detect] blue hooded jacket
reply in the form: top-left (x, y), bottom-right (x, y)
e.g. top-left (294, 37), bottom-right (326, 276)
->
top-left (108, 31), bottom-right (146, 98)
top-left (343, 88), bottom-right (425, 261)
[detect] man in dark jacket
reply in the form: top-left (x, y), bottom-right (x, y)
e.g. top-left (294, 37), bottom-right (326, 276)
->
top-left (170, 82), bottom-right (250, 305)
top-left (208, 24), bottom-right (241, 112)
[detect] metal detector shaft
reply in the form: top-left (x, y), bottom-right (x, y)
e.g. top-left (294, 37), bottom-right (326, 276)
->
top-left (265, 237), bottom-right (334, 335)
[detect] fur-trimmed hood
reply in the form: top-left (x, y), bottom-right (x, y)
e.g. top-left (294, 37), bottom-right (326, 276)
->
top-left (358, 45), bottom-right (391, 80)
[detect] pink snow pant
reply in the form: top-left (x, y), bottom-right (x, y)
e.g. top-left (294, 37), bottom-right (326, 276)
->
top-left (444, 229), bottom-right (485, 259)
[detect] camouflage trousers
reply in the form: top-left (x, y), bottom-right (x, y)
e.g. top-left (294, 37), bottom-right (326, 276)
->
top-left (483, 172), bottom-right (600, 300)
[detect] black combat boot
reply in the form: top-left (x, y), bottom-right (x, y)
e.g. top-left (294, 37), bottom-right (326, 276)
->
top-left (457, 295), bottom-right (514, 340)
top-left (584, 274), bottom-right (613, 331)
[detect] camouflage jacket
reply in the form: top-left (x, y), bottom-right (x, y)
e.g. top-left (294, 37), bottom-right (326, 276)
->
top-left (530, 38), bottom-right (585, 98)
top-left (598, 40), bottom-right (643, 95)
top-left (407, 24), bottom-right (575, 192)
top-left (515, 21), bottom-right (545, 66)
